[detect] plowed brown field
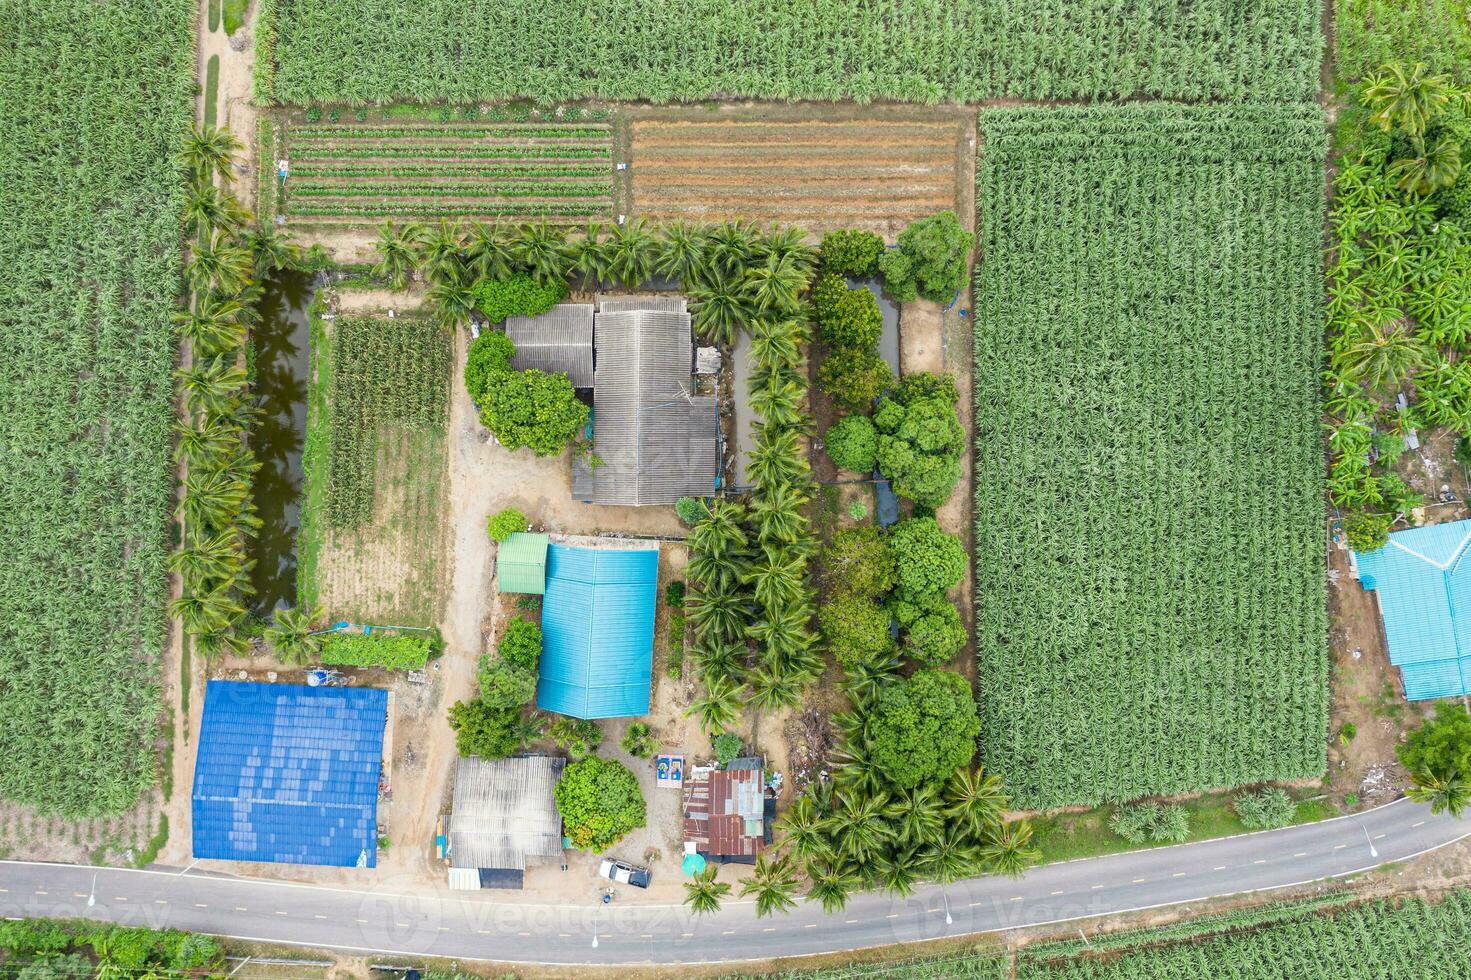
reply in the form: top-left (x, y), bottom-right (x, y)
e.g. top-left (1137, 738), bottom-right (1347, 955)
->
top-left (627, 106), bottom-right (971, 239)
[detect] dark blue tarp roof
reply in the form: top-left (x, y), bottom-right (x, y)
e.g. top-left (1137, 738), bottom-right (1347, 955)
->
top-left (192, 681), bottom-right (387, 867)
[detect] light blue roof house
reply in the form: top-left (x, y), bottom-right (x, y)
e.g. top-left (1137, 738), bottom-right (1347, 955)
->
top-left (536, 543), bottom-right (659, 719)
top-left (1356, 519), bottom-right (1471, 700)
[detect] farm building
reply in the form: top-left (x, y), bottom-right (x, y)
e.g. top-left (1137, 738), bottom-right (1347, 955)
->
top-left (504, 304), bottom-right (594, 388)
top-left (536, 542), bottom-right (658, 719)
top-left (572, 295), bottom-right (719, 506)
top-left (445, 756), bottom-right (565, 890)
top-left (496, 531), bottom-right (549, 594)
top-left (682, 760), bottom-right (773, 864)
top-left (1356, 519), bottom-right (1471, 699)
top-left (191, 681), bottom-right (388, 867)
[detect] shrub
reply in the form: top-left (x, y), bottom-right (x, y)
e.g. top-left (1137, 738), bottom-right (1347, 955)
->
top-left (487, 506), bottom-right (528, 542)
top-left (1400, 701), bottom-right (1471, 781)
top-left (665, 580), bottom-right (686, 608)
top-left (823, 525), bottom-right (897, 599)
top-left (676, 496), bottom-right (709, 525)
top-left (320, 630), bottom-right (437, 669)
top-left (818, 347), bottom-right (893, 410)
top-left (464, 331), bottom-right (516, 403)
top-left (712, 731), bottom-right (743, 767)
top-left (471, 272), bottom-right (567, 324)
top-left (819, 229), bottom-right (886, 277)
top-left (548, 716), bottom-right (604, 760)
top-left (666, 609), bottom-right (686, 679)
top-left (890, 589), bottom-right (965, 665)
top-left (448, 698), bottom-right (518, 758)
top-left (874, 392), bottom-right (965, 507)
top-left (478, 658), bottom-right (537, 710)
top-left (879, 211), bottom-right (974, 304)
top-left (621, 721), bottom-right (655, 759)
top-left (555, 756), bottom-right (646, 852)
top-left (826, 414), bottom-right (878, 473)
top-left (480, 368), bottom-right (589, 455)
top-left (1234, 787), bottom-right (1298, 830)
top-left (869, 669), bottom-right (980, 788)
top-left (1344, 509), bottom-right (1392, 552)
top-left (498, 618), bottom-right (545, 667)
top-left (846, 499), bottom-right (868, 521)
top-left (818, 594), bottom-right (895, 668)
top-left (889, 517), bottom-right (965, 596)
top-left (1109, 802), bottom-right (1190, 844)
top-left (0, 921), bottom-right (71, 956)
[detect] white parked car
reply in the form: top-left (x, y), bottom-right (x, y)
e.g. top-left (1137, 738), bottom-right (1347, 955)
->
top-left (598, 858), bottom-right (651, 888)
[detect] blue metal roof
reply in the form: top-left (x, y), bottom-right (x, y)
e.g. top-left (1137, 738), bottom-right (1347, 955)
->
top-left (1356, 519), bottom-right (1471, 700)
top-left (536, 544), bottom-right (658, 719)
top-left (192, 681), bottom-right (387, 867)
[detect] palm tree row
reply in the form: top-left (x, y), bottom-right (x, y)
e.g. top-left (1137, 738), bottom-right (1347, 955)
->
top-left (169, 125), bottom-right (299, 657)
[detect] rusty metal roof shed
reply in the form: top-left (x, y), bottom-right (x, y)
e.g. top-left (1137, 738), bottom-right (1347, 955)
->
top-left (683, 766), bottom-right (766, 859)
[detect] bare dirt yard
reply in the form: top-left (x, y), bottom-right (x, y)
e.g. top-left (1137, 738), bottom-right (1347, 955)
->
top-left (625, 103), bottom-right (973, 240)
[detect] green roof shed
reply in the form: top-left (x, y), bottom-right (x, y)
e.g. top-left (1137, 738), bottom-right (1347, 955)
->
top-left (497, 533), bottom-right (549, 595)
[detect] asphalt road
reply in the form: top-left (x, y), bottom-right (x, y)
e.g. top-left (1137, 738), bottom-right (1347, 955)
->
top-left (1, 798), bottom-right (1466, 967)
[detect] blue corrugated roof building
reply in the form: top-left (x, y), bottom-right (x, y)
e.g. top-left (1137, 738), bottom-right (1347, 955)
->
top-left (1356, 519), bottom-right (1471, 700)
top-left (192, 681), bottom-right (388, 867)
top-left (536, 543), bottom-right (658, 719)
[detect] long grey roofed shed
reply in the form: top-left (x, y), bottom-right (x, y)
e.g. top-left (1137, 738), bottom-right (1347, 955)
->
top-left (448, 756), bottom-right (564, 875)
top-left (576, 305), bottom-right (718, 506)
top-left (504, 304), bottom-right (594, 388)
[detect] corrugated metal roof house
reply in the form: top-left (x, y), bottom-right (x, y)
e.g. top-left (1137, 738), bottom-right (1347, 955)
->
top-left (192, 681), bottom-right (387, 867)
top-left (504, 304), bottom-right (594, 388)
top-left (1357, 519), bottom-right (1471, 699)
top-left (537, 543), bottom-right (658, 719)
top-left (497, 532), bottom-right (549, 595)
top-left (683, 764), bottom-right (768, 862)
top-left (573, 296), bottom-right (719, 506)
top-left (447, 756), bottom-right (565, 890)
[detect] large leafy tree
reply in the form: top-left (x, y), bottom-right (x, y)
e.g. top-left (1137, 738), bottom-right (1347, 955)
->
top-left (554, 757), bottom-right (646, 852)
top-left (878, 211), bottom-right (974, 304)
top-left (479, 369), bottom-right (589, 456)
top-left (1399, 702), bottom-right (1471, 812)
top-left (868, 670), bottom-right (981, 789)
top-left (874, 389), bottom-right (965, 508)
top-left (888, 517), bottom-right (966, 597)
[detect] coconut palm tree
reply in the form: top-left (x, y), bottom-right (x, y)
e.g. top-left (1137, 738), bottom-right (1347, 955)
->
top-left (687, 548), bottom-right (749, 597)
top-left (749, 317), bottom-right (807, 371)
top-left (838, 654), bottom-right (900, 707)
top-left (752, 225), bottom-right (817, 274)
top-left (245, 227), bottom-right (299, 278)
top-left (183, 183), bottom-right (250, 238)
top-left (829, 741), bottom-right (885, 797)
top-left (169, 529), bottom-right (245, 584)
top-left (564, 220), bottom-right (612, 288)
top-left (1332, 320), bottom-right (1428, 390)
top-left (1408, 768), bottom-right (1471, 816)
top-left (745, 543), bottom-right (807, 610)
top-left (925, 825), bottom-right (979, 885)
top-left (686, 673), bottom-right (745, 732)
top-left (174, 294), bottom-right (247, 356)
top-left (428, 276), bottom-right (477, 331)
top-left (189, 231), bottom-right (255, 294)
top-left (181, 124), bottom-right (242, 184)
top-left (825, 791), bottom-right (893, 861)
top-left (894, 783), bottom-right (947, 847)
top-left (805, 861), bottom-right (856, 913)
top-left (690, 637), bottom-right (746, 686)
top-left (750, 484), bottom-right (811, 547)
top-left (745, 663), bottom-right (803, 712)
top-left (465, 221), bottom-right (514, 281)
top-left (511, 713), bottom-right (545, 751)
top-left (775, 795), bottom-right (830, 862)
top-left (169, 583), bottom-right (245, 636)
top-left (746, 426), bottom-right (809, 487)
top-left (686, 584), bottom-right (749, 643)
top-left (748, 371), bottom-right (807, 430)
top-left (683, 866), bottom-right (731, 916)
top-left (419, 219), bottom-right (466, 285)
top-left (174, 415), bottom-right (242, 468)
top-left (178, 469), bottom-right (250, 531)
top-left (689, 272), bottom-right (750, 346)
top-left (512, 221), bottom-right (568, 284)
top-left (607, 217), bottom-right (658, 288)
top-left (655, 220), bottom-right (710, 285)
top-left (978, 821), bottom-right (1039, 879)
top-left (1389, 134), bottom-right (1464, 194)
top-left (739, 854), bottom-right (800, 917)
top-left (194, 623), bottom-right (252, 659)
top-left (176, 356), bottom-right (249, 415)
top-left (743, 252), bottom-right (809, 316)
top-left (690, 500), bottom-right (749, 557)
top-left (374, 220), bottom-right (425, 289)
top-left (945, 766), bottom-right (1007, 838)
top-left (704, 220), bottom-right (757, 277)
top-left (872, 846), bottom-right (922, 897)
top-left (264, 605), bottom-right (324, 666)
top-left (1363, 61), bottom-right (1461, 137)
top-left (745, 599), bottom-right (813, 659)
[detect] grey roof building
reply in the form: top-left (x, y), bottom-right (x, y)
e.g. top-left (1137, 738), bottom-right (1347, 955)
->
top-left (573, 296), bottom-right (719, 506)
top-left (505, 304), bottom-right (594, 388)
top-left (446, 756), bottom-right (565, 890)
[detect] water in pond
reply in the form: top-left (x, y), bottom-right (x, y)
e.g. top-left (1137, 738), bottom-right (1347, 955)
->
top-left (247, 270), bottom-right (314, 615)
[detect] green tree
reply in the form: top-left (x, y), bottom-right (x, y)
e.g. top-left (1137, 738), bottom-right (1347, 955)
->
top-left (817, 347), bottom-right (893, 410)
top-left (373, 220), bottom-right (423, 289)
top-left (447, 698), bottom-right (518, 759)
top-left (819, 229), bottom-right (886, 277)
top-left (263, 605), bottom-right (324, 666)
top-left (487, 507), bottom-right (529, 542)
top-left (823, 525), bottom-right (897, 599)
top-left (740, 854), bottom-right (801, 917)
top-left (1363, 61), bottom-right (1462, 138)
top-left (497, 618), bottom-right (542, 669)
top-left (683, 866), bottom-right (731, 915)
top-left (477, 658), bottom-right (537, 710)
top-left (868, 670), bottom-right (980, 789)
top-left (555, 757), bottom-right (646, 852)
top-left (878, 212), bottom-right (974, 304)
top-left (1400, 702), bottom-right (1471, 792)
top-left (825, 414), bottom-right (878, 473)
top-left (818, 595), bottom-right (894, 668)
top-left (479, 369), bottom-right (589, 456)
top-left (1344, 509), bottom-right (1393, 551)
top-left (471, 273), bottom-right (568, 324)
top-left (464, 331), bottom-right (516, 403)
top-left (889, 517), bottom-right (966, 597)
top-left (874, 394), bottom-right (965, 507)
top-left (815, 280), bottom-right (883, 349)
top-left (687, 673), bottom-right (745, 732)
top-left (891, 589), bottom-right (965, 665)
top-left (180, 124), bottom-right (241, 185)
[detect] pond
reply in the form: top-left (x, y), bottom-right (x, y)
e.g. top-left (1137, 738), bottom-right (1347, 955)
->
top-left (247, 269), bottom-right (315, 615)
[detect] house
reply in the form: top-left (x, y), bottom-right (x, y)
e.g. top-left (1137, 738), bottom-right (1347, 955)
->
top-left (445, 756), bottom-right (565, 890)
top-left (1356, 518), bottom-right (1471, 699)
top-left (496, 531), bottom-right (549, 594)
top-left (192, 681), bottom-right (388, 868)
top-left (504, 304), bottom-right (594, 388)
top-left (682, 759), bottom-right (772, 863)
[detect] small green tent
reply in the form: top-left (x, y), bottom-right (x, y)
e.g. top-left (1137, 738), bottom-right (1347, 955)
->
top-left (497, 532), bottom-right (549, 595)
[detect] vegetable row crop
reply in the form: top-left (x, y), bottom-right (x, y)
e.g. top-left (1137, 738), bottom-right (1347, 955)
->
top-left (291, 180), bottom-right (609, 199)
top-left (291, 145), bottom-right (610, 160)
top-left (291, 201), bottom-right (606, 219)
top-left (292, 125), bottom-right (609, 140)
top-left (291, 163), bottom-right (609, 179)
top-left (973, 104), bottom-right (1328, 810)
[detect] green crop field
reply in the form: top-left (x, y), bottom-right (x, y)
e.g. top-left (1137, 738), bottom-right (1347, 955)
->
top-left (282, 120), bottom-right (613, 225)
top-left (0, 1), bottom-right (194, 815)
top-left (255, 0), bottom-right (1322, 105)
top-left (973, 104), bottom-right (1328, 810)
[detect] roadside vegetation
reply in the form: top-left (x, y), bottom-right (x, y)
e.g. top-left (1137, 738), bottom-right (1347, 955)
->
top-left (0, 0), bottom-right (194, 816)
